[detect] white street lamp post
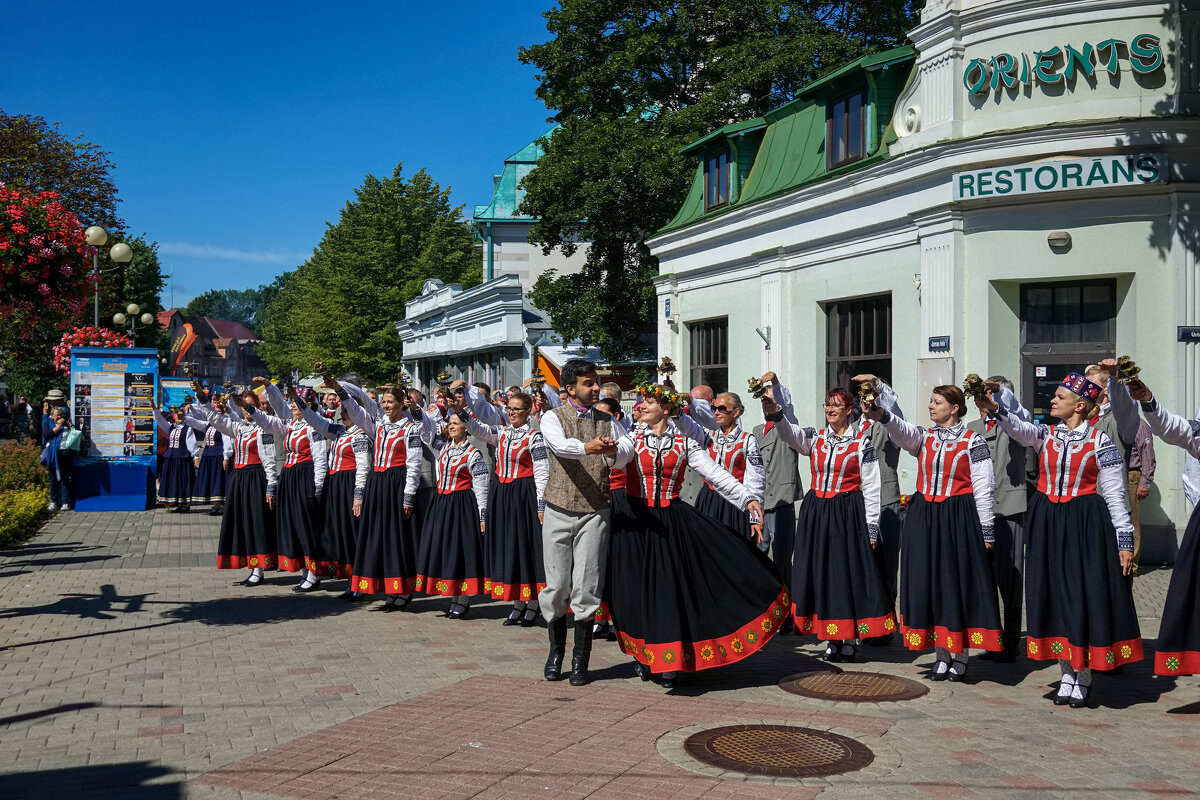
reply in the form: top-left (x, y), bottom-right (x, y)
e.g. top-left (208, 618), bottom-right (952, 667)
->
top-left (113, 302), bottom-right (154, 338)
top-left (84, 226), bottom-right (108, 327)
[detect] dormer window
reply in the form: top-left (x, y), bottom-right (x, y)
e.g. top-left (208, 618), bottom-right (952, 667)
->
top-left (704, 149), bottom-right (730, 211)
top-left (826, 89), bottom-right (865, 169)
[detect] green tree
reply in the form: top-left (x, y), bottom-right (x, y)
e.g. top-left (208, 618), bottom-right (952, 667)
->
top-left (258, 165), bottom-right (481, 381)
top-left (0, 109), bottom-right (123, 233)
top-left (518, 0), bottom-right (919, 361)
top-left (105, 234), bottom-right (166, 349)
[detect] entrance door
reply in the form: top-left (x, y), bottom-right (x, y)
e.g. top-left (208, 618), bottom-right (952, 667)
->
top-left (1019, 279), bottom-right (1117, 425)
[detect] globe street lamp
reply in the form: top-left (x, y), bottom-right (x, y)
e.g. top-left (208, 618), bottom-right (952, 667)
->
top-left (113, 302), bottom-right (154, 337)
top-left (85, 226), bottom-right (107, 327)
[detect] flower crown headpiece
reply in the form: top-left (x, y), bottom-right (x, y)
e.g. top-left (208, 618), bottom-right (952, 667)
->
top-left (634, 382), bottom-right (679, 406)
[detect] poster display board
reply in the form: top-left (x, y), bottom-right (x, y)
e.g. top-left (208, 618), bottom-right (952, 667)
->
top-left (160, 378), bottom-right (195, 412)
top-left (68, 347), bottom-right (159, 510)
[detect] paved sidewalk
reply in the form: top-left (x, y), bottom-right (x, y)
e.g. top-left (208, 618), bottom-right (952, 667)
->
top-left (0, 509), bottom-right (1196, 799)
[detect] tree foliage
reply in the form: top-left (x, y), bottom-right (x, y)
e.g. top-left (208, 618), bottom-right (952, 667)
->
top-left (183, 275), bottom-right (286, 339)
top-left (518, 0), bottom-right (919, 361)
top-left (106, 233), bottom-right (166, 349)
top-left (0, 109), bottom-right (123, 233)
top-left (258, 165), bottom-right (481, 381)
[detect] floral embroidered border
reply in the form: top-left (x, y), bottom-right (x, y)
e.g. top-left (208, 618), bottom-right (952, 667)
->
top-left (352, 574), bottom-right (418, 595)
top-left (216, 554), bottom-right (277, 570)
top-left (793, 610), bottom-right (896, 641)
top-left (277, 555), bottom-right (305, 573)
top-left (1155, 649), bottom-right (1200, 676)
top-left (415, 574), bottom-right (484, 597)
top-left (1026, 634), bottom-right (1143, 670)
top-left (614, 587), bottom-right (791, 674)
top-left (483, 578), bottom-right (546, 603)
top-left (897, 614), bottom-right (1003, 654)
top-left (305, 558), bottom-right (346, 578)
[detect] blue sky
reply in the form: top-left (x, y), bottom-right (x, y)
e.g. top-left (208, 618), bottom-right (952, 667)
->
top-left (3, 1), bottom-right (556, 308)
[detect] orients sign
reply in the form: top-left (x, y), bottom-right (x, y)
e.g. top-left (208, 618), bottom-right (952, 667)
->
top-left (954, 154), bottom-right (1167, 200)
top-left (963, 34), bottom-right (1164, 94)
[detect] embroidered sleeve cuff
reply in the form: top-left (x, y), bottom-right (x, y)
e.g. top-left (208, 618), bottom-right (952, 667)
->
top-left (403, 493), bottom-right (414, 507)
top-left (337, 390), bottom-right (350, 401)
top-left (866, 523), bottom-right (880, 543)
top-left (1117, 529), bottom-right (1134, 551)
top-left (982, 524), bottom-right (995, 544)
top-left (878, 409), bottom-right (893, 425)
top-left (353, 487), bottom-right (364, 501)
top-left (537, 499), bottom-right (546, 512)
top-left (765, 409), bottom-right (784, 422)
top-left (1139, 398), bottom-right (1158, 413)
top-left (266, 487), bottom-right (275, 498)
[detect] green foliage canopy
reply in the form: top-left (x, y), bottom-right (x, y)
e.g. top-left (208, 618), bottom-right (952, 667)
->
top-left (518, 0), bottom-right (919, 361)
top-left (258, 165), bottom-right (481, 381)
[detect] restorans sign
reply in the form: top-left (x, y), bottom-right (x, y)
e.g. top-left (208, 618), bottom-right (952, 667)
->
top-left (954, 154), bottom-right (1166, 200)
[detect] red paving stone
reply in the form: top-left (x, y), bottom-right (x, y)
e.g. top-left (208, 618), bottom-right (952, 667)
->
top-left (1164, 736), bottom-right (1200, 750)
top-left (1130, 781), bottom-right (1198, 797)
top-left (315, 684), bottom-right (357, 695)
top-left (914, 782), bottom-right (980, 798)
top-left (138, 706), bottom-right (183, 718)
top-left (1001, 775), bottom-right (1062, 790)
top-left (139, 723), bottom-right (184, 736)
top-left (193, 674), bottom-right (894, 799)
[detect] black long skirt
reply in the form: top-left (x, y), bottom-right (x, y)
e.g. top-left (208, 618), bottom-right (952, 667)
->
top-left (593, 488), bottom-right (633, 624)
top-left (216, 465), bottom-right (276, 570)
top-left (193, 452), bottom-right (227, 504)
top-left (321, 470), bottom-right (359, 579)
top-left (352, 467), bottom-right (418, 595)
top-left (158, 456), bottom-right (194, 506)
top-left (1025, 492), bottom-right (1143, 670)
top-left (484, 477), bottom-right (545, 603)
top-left (276, 461), bottom-right (319, 573)
top-left (694, 484), bottom-right (753, 540)
top-left (792, 490), bottom-right (896, 641)
top-left (608, 498), bottom-right (788, 674)
top-left (898, 494), bottom-right (1003, 654)
top-left (415, 490), bottom-right (484, 597)
top-left (1157, 505), bottom-right (1200, 676)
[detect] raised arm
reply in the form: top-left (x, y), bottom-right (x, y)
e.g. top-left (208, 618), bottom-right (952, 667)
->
top-left (877, 408), bottom-right (924, 456)
top-left (299, 404), bottom-right (346, 441)
top-left (684, 440), bottom-right (753, 510)
top-left (687, 397), bottom-right (718, 432)
top-left (466, 385), bottom-right (504, 428)
top-left (461, 411), bottom-right (500, 446)
top-left (338, 388), bottom-right (377, 438)
top-left (1141, 398), bottom-right (1200, 459)
top-left (993, 384), bottom-right (1032, 423)
top-left (183, 406), bottom-right (209, 434)
top-left (967, 434), bottom-right (996, 543)
top-left (262, 382), bottom-right (290, 418)
top-left (991, 400), bottom-right (1045, 449)
top-left (153, 409), bottom-right (171, 436)
top-left (340, 381), bottom-right (379, 422)
top-left (249, 404), bottom-right (288, 435)
top-left (201, 403), bottom-right (237, 438)
top-left (1107, 379), bottom-right (1141, 446)
top-left (764, 379), bottom-right (814, 456)
top-left (673, 411), bottom-right (711, 448)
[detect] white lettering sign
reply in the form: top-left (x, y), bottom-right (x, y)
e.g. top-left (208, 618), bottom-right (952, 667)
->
top-left (954, 154), bottom-right (1166, 200)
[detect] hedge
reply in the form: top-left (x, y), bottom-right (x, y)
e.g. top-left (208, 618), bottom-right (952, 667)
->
top-left (0, 440), bottom-right (50, 547)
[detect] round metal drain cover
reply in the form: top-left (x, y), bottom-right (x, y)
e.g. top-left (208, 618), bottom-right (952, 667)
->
top-left (779, 670), bottom-right (928, 702)
top-left (682, 724), bottom-right (873, 778)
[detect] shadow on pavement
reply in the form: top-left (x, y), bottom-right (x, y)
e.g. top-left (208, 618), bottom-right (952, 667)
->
top-left (0, 584), bottom-right (154, 621)
top-left (159, 592), bottom-right (363, 626)
top-left (0, 701), bottom-right (100, 727)
top-left (2, 761), bottom-right (180, 799)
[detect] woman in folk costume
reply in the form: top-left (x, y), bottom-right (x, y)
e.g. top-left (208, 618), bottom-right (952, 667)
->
top-left (1107, 366), bottom-right (1200, 677)
top-left (244, 382), bottom-right (330, 592)
top-left (336, 382), bottom-right (424, 611)
top-left (197, 386), bottom-right (278, 586)
top-left (298, 398), bottom-right (371, 599)
top-left (691, 392), bottom-right (765, 541)
top-left (608, 383), bottom-right (781, 690)
top-left (978, 372), bottom-right (1140, 706)
top-left (759, 375), bottom-right (895, 664)
top-left (185, 403), bottom-right (233, 516)
top-left (411, 411), bottom-right (490, 619)
top-left (451, 390), bottom-right (549, 627)
top-left (862, 378), bottom-right (1003, 681)
top-left (155, 406), bottom-right (201, 512)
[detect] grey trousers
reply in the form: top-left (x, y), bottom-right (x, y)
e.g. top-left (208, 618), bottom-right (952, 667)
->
top-left (539, 504), bottom-right (610, 622)
top-left (766, 503), bottom-right (796, 591)
top-left (990, 513), bottom-right (1025, 654)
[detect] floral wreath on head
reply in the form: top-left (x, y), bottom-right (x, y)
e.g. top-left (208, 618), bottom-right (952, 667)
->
top-left (634, 382), bottom-right (679, 407)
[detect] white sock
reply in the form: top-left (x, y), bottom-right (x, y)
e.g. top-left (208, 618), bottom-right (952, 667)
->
top-left (1074, 667), bottom-right (1092, 688)
top-left (250, 567), bottom-right (264, 578)
top-left (933, 660), bottom-right (949, 674)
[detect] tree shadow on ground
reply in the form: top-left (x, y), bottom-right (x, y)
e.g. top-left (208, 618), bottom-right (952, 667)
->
top-left (0, 584), bottom-right (154, 621)
top-left (2, 761), bottom-right (180, 800)
top-left (0, 541), bottom-right (101, 557)
top-left (158, 591), bottom-right (363, 626)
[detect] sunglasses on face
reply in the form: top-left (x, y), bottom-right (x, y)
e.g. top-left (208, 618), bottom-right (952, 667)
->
top-left (506, 406), bottom-right (529, 414)
top-left (823, 404), bottom-right (847, 410)
top-left (713, 405), bottom-right (732, 413)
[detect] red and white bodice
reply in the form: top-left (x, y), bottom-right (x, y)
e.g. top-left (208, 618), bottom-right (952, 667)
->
top-left (609, 466), bottom-right (627, 493)
top-left (233, 425), bottom-right (264, 469)
top-left (437, 442), bottom-right (481, 493)
top-left (913, 425), bottom-right (985, 501)
top-left (1036, 424), bottom-right (1114, 502)
top-left (702, 426), bottom-right (764, 502)
top-left (495, 425), bottom-right (540, 482)
top-left (284, 421), bottom-right (314, 467)
top-left (330, 429), bottom-right (369, 475)
top-left (804, 427), bottom-right (876, 498)
top-left (624, 428), bottom-right (692, 508)
top-left (373, 419), bottom-right (415, 472)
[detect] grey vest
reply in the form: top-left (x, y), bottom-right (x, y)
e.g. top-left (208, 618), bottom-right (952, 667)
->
top-left (966, 417), bottom-right (1029, 517)
top-left (864, 419), bottom-right (902, 506)
top-left (544, 405), bottom-right (611, 513)
top-left (753, 422), bottom-right (801, 509)
top-left (1093, 411), bottom-right (1132, 470)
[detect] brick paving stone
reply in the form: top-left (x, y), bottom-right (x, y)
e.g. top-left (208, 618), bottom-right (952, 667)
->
top-left (1130, 781), bottom-right (1198, 797)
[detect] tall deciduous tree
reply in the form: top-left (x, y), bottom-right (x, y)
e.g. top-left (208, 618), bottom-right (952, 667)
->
top-left (183, 276), bottom-right (286, 339)
top-left (106, 233), bottom-right (166, 349)
top-left (518, 0), bottom-right (919, 360)
top-left (258, 165), bottom-right (481, 380)
top-left (0, 110), bottom-right (123, 233)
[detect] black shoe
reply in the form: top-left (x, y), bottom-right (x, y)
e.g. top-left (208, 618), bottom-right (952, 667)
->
top-left (544, 616), bottom-right (567, 681)
top-left (1068, 684), bottom-right (1090, 709)
top-left (336, 591), bottom-right (355, 601)
top-left (503, 610), bottom-right (522, 626)
top-left (569, 620), bottom-right (594, 686)
top-left (839, 644), bottom-right (856, 663)
top-left (823, 643), bottom-right (840, 663)
top-left (929, 662), bottom-right (950, 681)
top-left (447, 604), bottom-right (470, 620)
top-left (946, 664), bottom-right (967, 683)
top-left (1054, 681), bottom-right (1074, 706)
top-left (242, 576), bottom-right (263, 587)
top-left (521, 608), bottom-right (539, 627)
top-left (633, 662), bottom-right (651, 681)
top-left (207, 506), bottom-right (223, 516)
top-left (294, 580), bottom-right (321, 594)
top-left (660, 672), bottom-right (676, 690)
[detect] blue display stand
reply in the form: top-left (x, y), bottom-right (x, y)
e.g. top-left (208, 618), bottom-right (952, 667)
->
top-left (73, 459), bottom-right (156, 511)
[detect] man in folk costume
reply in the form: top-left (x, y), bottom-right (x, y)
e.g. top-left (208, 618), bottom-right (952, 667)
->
top-left (538, 358), bottom-right (618, 686)
top-left (753, 414), bottom-right (801, 630)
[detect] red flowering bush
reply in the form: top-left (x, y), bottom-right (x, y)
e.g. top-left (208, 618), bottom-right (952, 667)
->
top-left (0, 182), bottom-right (92, 357)
top-left (52, 326), bottom-right (134, 377)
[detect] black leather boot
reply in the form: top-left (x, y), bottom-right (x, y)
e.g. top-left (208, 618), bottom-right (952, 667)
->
top-left (569, 619), bottom-right (594, 686)
top-left (544, 616), bottom-right (567, 681)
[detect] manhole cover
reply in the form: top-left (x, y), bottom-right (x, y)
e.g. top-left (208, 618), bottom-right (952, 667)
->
top-left (683, 724), bottom-right (872, 778)
top-left (778, 670), bottom-right (928, 702)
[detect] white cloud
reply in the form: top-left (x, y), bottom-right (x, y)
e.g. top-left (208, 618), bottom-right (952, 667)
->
top-left (158, 241), bottom-right (307, 265)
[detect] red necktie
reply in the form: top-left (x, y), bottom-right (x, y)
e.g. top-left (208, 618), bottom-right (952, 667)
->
top-left (986, 419), bottom-right (995, 432)
top-left (764, 421), bottom-right (774, 435)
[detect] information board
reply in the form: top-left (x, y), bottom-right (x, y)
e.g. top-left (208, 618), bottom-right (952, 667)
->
top-left (160, 378), bottom-right (195, 412)
top-left (69, 348), bottom-right (159, 463)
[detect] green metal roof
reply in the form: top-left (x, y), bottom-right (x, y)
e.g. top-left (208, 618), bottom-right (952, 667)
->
top-left (473, 125), bottom-right (560, 224)
top-left (657, 46), bottom-right (916, 235)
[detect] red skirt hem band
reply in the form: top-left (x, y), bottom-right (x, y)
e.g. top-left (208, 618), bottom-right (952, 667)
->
top-left (216, 554), bottom-right (276, 570)
top-left (277, 555), bottom-right (304, 573)
top-left (415, 574), bottom-right (484, 597)
top-left (898, 619), bottom-right (1004, 654)
top-left (614, 587), bottom-right (791, 674)
top-left (1025, 635), bottom-right (1143, 670)
top-left (793, 610), bottom-right (898, 641)
top-left (1155, 650), bottom-right (1200, 676)
top-left (351, 575), bottom-right (417, 595)
top-left (484, 579), bottom-right (546, 603)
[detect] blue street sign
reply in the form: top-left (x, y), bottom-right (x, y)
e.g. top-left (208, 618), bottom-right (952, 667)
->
top-left (665, 298), bottom-right (671, 318)
top-left (928, 335), bottom-right (951, 352)
top-left (1179, 326), bottom-right (1200, 342)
